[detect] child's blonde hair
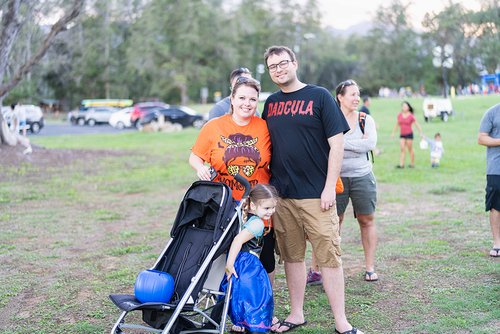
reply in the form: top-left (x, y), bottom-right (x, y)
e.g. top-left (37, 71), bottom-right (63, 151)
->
top-left (241, 184), bottom-right (279, 221)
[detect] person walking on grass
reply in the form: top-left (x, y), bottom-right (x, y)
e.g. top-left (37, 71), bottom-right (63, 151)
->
top-left (478, 103), bottom-right (500, 258)
top-left (262, 45), bottom-right (363, 334)
top-left (335, 79), bottom-right (379, 282)
top-left (391, 101), bottom-right (423, 168)
top-left (359, 96), bottom-right (371, 115)
top-left (423, 132), bottom-right (444, 168)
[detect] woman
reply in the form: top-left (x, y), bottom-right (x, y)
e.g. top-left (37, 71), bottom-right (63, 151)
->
top-left (391, 101), bottom-right (423, 168)
top-left (189, 77), bottom-right (278, 331)
top-left (335, 79), bottom-right (379, 282)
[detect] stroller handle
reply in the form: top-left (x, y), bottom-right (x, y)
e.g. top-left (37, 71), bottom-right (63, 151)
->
top-left (234, 174), bottom-right (251, 199)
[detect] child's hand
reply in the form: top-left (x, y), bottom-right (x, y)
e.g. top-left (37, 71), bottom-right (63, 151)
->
top-left (225, 266), bottom-right (238, 279)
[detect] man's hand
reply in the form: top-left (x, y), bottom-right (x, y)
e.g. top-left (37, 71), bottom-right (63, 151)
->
top-left (320, 187), bottom-right (336, 212)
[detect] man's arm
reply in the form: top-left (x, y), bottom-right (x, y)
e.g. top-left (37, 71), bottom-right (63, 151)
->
top-left (478, 132), bottom-right (500, 147)
top-left (208, 98), bottom-right (230, 120)
top-left (320, 132), bottom-right (344, 211)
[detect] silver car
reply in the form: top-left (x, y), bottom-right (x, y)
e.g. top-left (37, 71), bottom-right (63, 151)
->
top-left (84, 106), bottom-right (118, 126)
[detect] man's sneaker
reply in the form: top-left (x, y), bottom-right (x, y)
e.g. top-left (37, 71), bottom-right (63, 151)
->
top-left (306, 269), bottom-right (322, 285)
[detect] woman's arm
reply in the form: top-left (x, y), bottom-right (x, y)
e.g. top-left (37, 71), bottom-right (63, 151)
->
top-left (391, 119), bottom-right (399, 138)
top-left (189, 152), bottom-right (211, 180)
top-left (225, 229), bottom-right (254, 279)
top-left (414, 119), bottom-right (423, 137)
top-left (344, 115), bottom-right (377, 153)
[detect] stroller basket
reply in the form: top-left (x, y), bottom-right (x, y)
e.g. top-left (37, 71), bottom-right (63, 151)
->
top-left (109, 180), bottom-right (244, 333)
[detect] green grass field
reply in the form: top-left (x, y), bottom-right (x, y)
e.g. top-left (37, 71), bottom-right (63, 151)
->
top-left (0, 94), bottom-right (498, 333)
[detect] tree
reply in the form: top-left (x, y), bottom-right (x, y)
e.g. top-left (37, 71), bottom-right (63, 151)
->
top-left (422, 2), bottom-right (477, 94)
top-left (468, 0), bottom-right (500, 75)
top-left (356, 0), bottom-right (423, 94)
top-left (0, 0), bottom-right (84, 146)
top-left (126, 0), bottom-right (233, 104)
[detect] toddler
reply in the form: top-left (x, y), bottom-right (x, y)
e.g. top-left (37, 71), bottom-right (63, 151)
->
top-left (222, 184), bottom-right (278, 333)
top-left (425, 132), bottom-right (444, 167)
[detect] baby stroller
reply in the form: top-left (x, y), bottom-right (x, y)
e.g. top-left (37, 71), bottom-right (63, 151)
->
top-left (109, 175), bottom-right (250, 333)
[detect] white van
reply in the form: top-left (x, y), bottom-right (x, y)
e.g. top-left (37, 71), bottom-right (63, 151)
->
top-left (1, 104), bottom-right (44, 133)
top-left (422, 98), bottom-right (453, 122)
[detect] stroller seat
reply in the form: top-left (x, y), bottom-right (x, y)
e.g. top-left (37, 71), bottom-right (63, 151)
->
top-left (109, 181), bottom-right (240, 334)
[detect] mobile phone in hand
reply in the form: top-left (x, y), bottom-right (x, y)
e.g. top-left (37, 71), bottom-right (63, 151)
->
top-left (209, 167), bottom-right (218, 181)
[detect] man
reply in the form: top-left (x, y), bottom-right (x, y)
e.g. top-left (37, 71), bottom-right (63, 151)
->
top-left (359, 96), bottom-right (371, 115)
top-left (478, 103), bottom-right (500, 257)
top-left (359, 95), bottom-right (382, 156)
top-left (208, 67), bottom-right (252, 120)
top-left (262, 45), bottom-right (363, 334)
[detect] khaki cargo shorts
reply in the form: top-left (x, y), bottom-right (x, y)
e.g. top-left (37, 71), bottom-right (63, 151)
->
top-left (273, 198), bottom-right (342, 268)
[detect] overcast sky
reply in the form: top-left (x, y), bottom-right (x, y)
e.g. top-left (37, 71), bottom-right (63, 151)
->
top-left (316, 0), bottom-right (482, 29)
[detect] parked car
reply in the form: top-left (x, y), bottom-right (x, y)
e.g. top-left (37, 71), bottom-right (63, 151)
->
top-left (131, 102), bottom-right (169, 128)
top-left (139, 106), bottom-right (205, 128)
top-left (82, 106), bottom-right (118, 126)
top-left (109, 107), bottom-right (133, 129)
top-left (68, 108), bottom-right (87, 125)
top-left (1, 104), bottom-right (44, 134)
top-left (422, 97), bottom-right (454, 122)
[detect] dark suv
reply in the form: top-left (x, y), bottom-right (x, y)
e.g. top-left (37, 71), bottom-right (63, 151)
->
top-left (131, 102), bottom-right (169, 128)
top-left (139, 106), bottom-right (205, 128)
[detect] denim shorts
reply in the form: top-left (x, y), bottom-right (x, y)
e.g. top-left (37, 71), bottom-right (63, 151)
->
top-left (486, 175), bottom-right (500, 211)
top-left (336, 172), bottom-right (377, 216)
top-left (400, 133), bottom-right (414, 139)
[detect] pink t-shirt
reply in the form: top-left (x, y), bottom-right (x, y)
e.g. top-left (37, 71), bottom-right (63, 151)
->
top-left (398, 112), bottom-right (415, 136)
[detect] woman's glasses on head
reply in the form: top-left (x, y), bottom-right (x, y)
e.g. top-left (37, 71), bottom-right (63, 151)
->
top-left (235, 77), bottom-right (260, 85)
top-left (338, 80), bottom-right (357, 93)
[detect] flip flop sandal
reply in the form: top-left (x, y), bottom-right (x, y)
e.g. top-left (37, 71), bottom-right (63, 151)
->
top-left (365, 271), bottom-right (379, 282)
top-left (272, 320), bottom-right (307, 333)
top-left (230, 325), bottom-right (246, 333)
top-left (335, 327), bottom-right (360, 334)
top-left (490, 248), bottom-right (500, 257)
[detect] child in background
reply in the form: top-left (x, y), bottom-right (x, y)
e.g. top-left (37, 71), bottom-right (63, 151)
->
top-left (222, 184), bottom-right (278, 333)
top-left (425, 132), bottom-right (444, 167)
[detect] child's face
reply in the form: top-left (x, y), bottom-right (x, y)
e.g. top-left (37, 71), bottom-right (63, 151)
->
top-left (435, 135), bottom-right (441, 141)
top-left (251, 198), bottom-right (277, 220)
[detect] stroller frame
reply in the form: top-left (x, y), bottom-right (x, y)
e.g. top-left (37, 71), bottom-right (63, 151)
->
top-left (110, 177), bottom-right (249, 334)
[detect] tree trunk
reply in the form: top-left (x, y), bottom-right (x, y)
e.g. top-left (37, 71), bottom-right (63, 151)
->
top-left (0, 0), bottom-right (84, 100)
top-left (0, 112), bottom-right (17, 146)
top-left (0, 0), bottom-right (84, 147)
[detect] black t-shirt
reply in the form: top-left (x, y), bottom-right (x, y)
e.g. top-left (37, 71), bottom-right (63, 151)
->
top-left (359, 105), bottom-right (370, 115)
top-left (262, 85), bottom-right (349, 199)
